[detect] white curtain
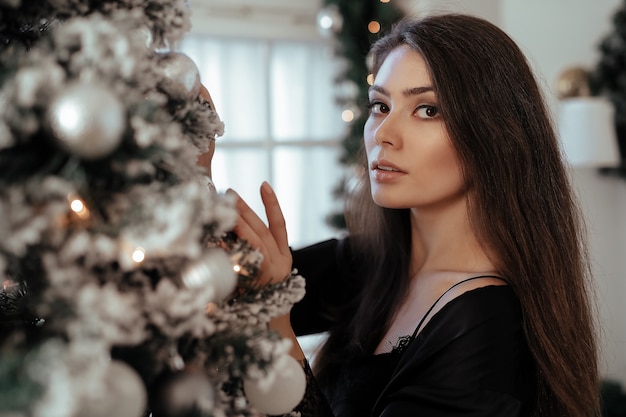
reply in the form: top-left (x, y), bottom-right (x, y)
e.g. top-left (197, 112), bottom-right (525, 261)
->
top-left (180, 35), bottom-right (348, 248)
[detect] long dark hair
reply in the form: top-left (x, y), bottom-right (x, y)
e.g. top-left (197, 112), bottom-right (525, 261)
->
top-left (314, 13), bottom-right (599, 417)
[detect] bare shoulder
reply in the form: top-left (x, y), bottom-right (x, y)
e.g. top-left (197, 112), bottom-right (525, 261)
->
top-left (437, 274), bottom-right (507, 306)
top-left (376, 273), bottom-right (508, 353)
top-left (415, 274), bottom-right (508, 336)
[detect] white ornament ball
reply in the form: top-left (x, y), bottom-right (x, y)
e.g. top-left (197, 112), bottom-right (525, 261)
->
top-left (77, 360), bottom-right (147, 417)
top-left (158, 51), bottom-right (202, 101)
top-left (181, 249), bottom-right (237, 302)
top-left (243, 355), bottom-right (306, 415)
top-left (47, 83), bottom-right (125, 160)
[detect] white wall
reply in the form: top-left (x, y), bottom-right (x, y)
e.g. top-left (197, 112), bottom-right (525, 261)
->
top-left (187, 0), bottom-right (322, 40)
top-left (500, 0), bottom-right (626, 388)
top-left (408, 0), bottom-right (626, 386)
top-left (572, 168), bottom-right (626, 386)
top-left (402, 0), bottom-right (501, 23)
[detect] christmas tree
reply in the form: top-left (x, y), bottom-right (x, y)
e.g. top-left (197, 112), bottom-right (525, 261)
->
top-left (590, 0), bottom-right (626, 168)
top-left (0, 1), bottom-right (306, 416)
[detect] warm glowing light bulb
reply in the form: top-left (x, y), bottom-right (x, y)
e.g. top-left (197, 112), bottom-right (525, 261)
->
top-left (58, 102), bottom-right (82, 133)
top-left (233, 264), bottom-right (242, 273)
top-left (70, 199), bottom-right (84, 213)
top-left (342, 110), bottom-right (355, 123)
top-left (368, 21), bottom-right (381, 34)
top-left (205, 302), bottom-right (217, 314)
top-left (367, 74), bottom-right (374, 85)
top-left (132, 247), bottom-right (146, 263)
top-left (380, 0), bottom-right (390, 3)
top-left (68, 195), bottom-right (90, 219)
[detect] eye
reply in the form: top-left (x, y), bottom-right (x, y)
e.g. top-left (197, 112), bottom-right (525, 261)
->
top-left (416, 105), bottom-right (439, 119)
top-left (368, 101), bottom-right (390, 115)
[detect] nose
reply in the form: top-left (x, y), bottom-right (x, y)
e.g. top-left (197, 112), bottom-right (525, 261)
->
top-left (373, 114), bottom-right (400, 148)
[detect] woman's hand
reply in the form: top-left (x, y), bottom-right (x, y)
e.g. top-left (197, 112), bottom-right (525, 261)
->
top-left (230, 183), bottom-right (305, 362)
top-left (229, 182), bottom-right (293, 286)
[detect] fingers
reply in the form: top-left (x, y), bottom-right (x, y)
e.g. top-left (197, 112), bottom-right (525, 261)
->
top-left (227, 184), bottom-right (292, 285)
top-left (229, 183), bottom-right (288, 252)
top-left (260, 181), bottom-right (289, 254)
top-left (228, 189), bottom-right (273, 254)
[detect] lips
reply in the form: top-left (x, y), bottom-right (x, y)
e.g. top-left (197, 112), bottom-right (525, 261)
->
top-left (370, 159), bottom-right (405, 182)
top-left (377, 165), bottom-right (400, 172)
top-left (370, 159), bottom-right (404, 173)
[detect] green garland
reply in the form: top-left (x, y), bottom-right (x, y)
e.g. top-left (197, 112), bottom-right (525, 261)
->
top-left (601, 379), bottom-right (626, 417)
top-left (590, 0), bottom-right (626, 175)
top-left (323, 0), bottom-right (404, 229)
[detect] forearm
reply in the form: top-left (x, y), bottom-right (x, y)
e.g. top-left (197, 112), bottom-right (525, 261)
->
top-left (270, 313), bottom-right (335, 417)
top-left (269, 313), bottom-right (305, 362)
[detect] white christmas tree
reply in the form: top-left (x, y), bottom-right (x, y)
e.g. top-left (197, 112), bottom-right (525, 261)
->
top-left (0, 1), bottom-right (306, 416)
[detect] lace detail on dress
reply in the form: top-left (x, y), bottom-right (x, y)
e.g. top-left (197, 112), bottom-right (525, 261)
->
top-left (391, 335), bottom-right (412, 354)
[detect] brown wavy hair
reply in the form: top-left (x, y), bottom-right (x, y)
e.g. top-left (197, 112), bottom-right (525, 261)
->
top-left (314, 13), bottom-right (599, 417)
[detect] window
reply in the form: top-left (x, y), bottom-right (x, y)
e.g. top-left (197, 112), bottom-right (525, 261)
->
top-left (181, 35), bottom-right (347, 248)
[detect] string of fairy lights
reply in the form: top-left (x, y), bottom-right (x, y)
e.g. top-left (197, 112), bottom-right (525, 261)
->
top-left (316, 0), bottom-right (399, 124)
top-left (316, 0), bottom-right (405, 229)
top-left (65, 193), bottom-right (251, 276)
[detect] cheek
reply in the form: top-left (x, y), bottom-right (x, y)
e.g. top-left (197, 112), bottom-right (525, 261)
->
top-left (436, 146), bottom-right (464, 186)
top-left (433, 130), bottom-right (458, 169)
top-left (413, 138), bottom-right (462, 183)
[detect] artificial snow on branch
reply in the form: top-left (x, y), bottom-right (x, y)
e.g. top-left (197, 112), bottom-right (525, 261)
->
top-left (0, 1), bottom-right (306, 416)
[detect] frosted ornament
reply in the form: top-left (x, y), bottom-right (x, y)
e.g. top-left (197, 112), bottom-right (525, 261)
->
top-left (158, 51), bottom-right (202, 101)
top-left (181, 249), bottom-right (237, 302)
top-left (243, 355), bottom-right (306, 415)
top-left (47, 83), bottom-right (125, 160)
top-left (76, 360), bottom-right (147, 417)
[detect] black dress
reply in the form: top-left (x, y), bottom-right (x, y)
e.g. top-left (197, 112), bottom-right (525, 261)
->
top-left (289, 238), bottom-right (536, 417)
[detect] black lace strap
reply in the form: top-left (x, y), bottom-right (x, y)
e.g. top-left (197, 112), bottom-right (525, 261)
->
top-left (410, 275), bottom-right (506, 339)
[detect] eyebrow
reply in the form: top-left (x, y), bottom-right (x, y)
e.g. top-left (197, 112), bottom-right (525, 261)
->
top-left (369, 85), bottom-right (435, 97)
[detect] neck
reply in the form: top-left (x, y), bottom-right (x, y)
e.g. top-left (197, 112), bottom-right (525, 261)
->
top-left (409, 195), bottom-right (495, 276)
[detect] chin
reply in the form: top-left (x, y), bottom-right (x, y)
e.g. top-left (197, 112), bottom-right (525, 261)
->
top-left (371, 193), bottom-right (405, 209)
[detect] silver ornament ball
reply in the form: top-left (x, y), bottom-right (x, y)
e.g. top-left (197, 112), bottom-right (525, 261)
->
top-left (47, 83), bottom-right (126, 160)
top-left (181, 249), bottom-right (237, 302)
top-left (158, 52), bottom-right (202, 101)
top-left (75, 360), bottom-right (147, 417)
top-left (243, 355), bottom-right (307, 415)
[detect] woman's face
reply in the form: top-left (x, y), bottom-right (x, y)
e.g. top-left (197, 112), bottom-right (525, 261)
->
top-left (364, 45), bottom-right (465, 211)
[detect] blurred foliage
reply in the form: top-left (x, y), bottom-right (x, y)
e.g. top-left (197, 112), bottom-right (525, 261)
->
top-left (323, 0), bottom-right (404, 229)
top-left (590, 0), bottom-right (626, 164)
top-left (601, 379), bottom-right (626, 417)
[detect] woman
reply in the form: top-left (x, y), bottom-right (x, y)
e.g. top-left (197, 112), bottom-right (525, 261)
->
top-left (232, 13), bottom-right (599, 417)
